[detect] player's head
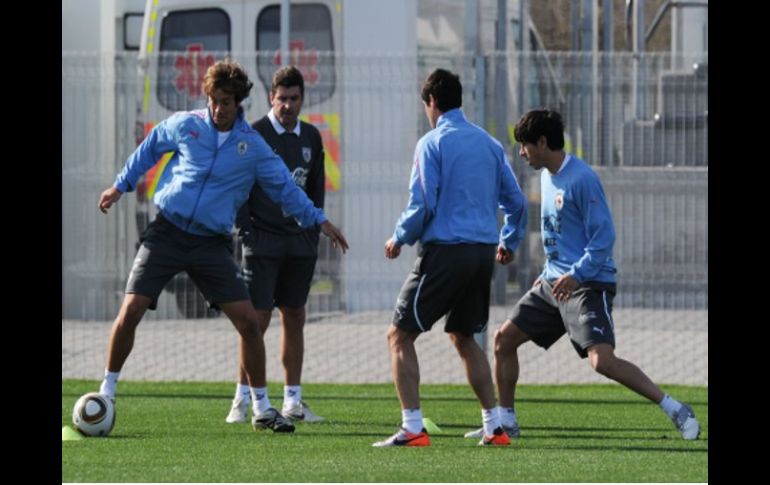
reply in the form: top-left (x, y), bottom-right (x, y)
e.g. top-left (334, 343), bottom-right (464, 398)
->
top-left (269, 66), bottom-right (305, 129)
top-left (421, 69), bottom-right (461, 128)
top-left (203, 59), bottom-right (253, 131)
top-left (203, 59), bottom-right (253, 104)
top-left (514, 109), bottom-right (565, 150)
top-left (272, 65), bottom-right (305, 98)
top-left (421, 69), bottom-right (462, 112)
top-left (514, 109), bottom-right (565, 169)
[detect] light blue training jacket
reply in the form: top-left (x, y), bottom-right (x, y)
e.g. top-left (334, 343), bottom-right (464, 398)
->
top-left (392, 108), bottom-right (527, 251)
top-left (539, 154), bottom-right (617, 283)
top-left (114, 108), bottom-right (326, 236)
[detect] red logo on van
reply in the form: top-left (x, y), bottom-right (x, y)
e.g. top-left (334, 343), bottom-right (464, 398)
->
top-left (175, 44), bottom-right (216, 97)
top-left (272, 39), bottom-right (320, 86)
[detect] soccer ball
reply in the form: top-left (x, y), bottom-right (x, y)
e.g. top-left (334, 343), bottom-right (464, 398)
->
top-left (72, 392), bottom-right (115, 437)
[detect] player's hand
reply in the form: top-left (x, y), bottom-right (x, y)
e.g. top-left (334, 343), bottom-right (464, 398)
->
top-left (551, 274), bottom-right (579, 302)
top-left (98, 187), bottom-right (122, 214)
top-left (496, 245), bottom-right (513, 265)
top-left (384, 238), bottom-right (401, 259)
top-left (320, 220), bottom-right (349, 254)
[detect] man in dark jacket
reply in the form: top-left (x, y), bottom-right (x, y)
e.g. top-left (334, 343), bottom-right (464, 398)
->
top-left (226, 66), bottom-right (327, 424)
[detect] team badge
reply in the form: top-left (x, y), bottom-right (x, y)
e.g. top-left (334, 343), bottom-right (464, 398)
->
top-left (238, 141), bottom-right (248, 155)
top-left (292, 167), bottom-right (309, 189)
top-left (554, 189), bottom-right (565, 210)
top-left (302, 146), bottom-right (312, 163)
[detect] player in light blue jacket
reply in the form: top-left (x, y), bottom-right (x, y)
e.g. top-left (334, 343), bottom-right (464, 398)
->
top-left (113, 91), bottom-right (322, 236)
top-left (375, 69), bottom-right (527, 448)
top-left (465, 109), bottom-right (699, 441)
top-left (96, 60), bottom-right (348, 434)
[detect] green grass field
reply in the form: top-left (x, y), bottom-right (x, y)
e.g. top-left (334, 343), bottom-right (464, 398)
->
top-left (62, 379), bottom-right (707, 482)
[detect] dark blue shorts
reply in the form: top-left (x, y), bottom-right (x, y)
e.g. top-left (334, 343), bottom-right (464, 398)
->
top-left (392, 243), bottom-right (495, 337)
top-left (126, 214), bottom-right (249, 310)
top-left (240, 230), bottom-right (319, 310)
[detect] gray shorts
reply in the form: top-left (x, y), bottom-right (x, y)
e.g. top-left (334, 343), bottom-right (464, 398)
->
top-left (392, 243), bottom-right (495, 337)
top-left (126, 214), bottom-right (249, 310)
top-left (508, 278), bottom-right (616, 358)
top-left (240, 230), bottom-right (319, 310)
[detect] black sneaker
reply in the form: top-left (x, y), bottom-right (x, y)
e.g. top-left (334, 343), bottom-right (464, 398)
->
top-left (252, 407), bottom-right (295, 433)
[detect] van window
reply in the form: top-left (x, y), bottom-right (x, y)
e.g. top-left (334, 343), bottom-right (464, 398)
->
top-left (158, 8), bottom-right (231, 111)
top-left (256, 4), bottom-right (335, 106)
top-left (123, 13), bottom-right (143, 50)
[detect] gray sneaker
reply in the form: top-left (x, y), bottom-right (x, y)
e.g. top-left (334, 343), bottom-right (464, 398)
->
top-left (671, 404), bottom-right (700, 440)
top-left (282, 400), bottom-right (325, 423)
top-left (464, 422), bottom-right (520, 439)
top-left (252, 407), bottom-right (296, 433)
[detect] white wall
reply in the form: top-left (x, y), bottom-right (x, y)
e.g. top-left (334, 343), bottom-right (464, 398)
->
top-left (340, 0), bottom-right (420, 311)
top-left (671, 2), bottom-right (708, 69)
top-left (342, 0), bottom-right (417, 53)
top-left (62, 0), bottom-right (145, 52)
top-left (62, 0), bottom-right (104, 51)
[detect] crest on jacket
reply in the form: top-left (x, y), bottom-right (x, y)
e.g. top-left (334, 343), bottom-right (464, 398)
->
top-left (302, 146), bottom-right (312, 163)
top-left (554, 189), bottom-right (565, 210)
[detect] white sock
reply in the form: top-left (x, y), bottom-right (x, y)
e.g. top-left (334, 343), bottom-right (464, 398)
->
top-left (99, 370), bottom-right (120, 398)
top-left (482, 407), bottom-right (502, 436)
top-left (659, 394), bottom-right (682, 419)
top-left (500, 406), bottom-right (517, 428)
top-left (250, 387), bottom-right (271, 415)
top-left (234, 383), bottom-right (251, 403)
top-left (284, 385), bottom-right (301, 408)
top-left (401, 408), bottom-right (423, 434)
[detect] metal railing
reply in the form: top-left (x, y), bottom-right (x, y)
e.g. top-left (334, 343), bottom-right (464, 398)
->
top-left (62, 50), bottom-right (707, 384)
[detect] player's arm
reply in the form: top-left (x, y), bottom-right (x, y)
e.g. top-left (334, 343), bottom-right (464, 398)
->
top-left (569, 174), bottom-right (615, 283)
top-left (254, 146), bottom-right (348, 255)
top-left (390, 138), bottom-right (439, 248)
top-left (100, 117), bottom-right (179, 213)
top-left (254, 146), bottom-right (325, 228)
top-left (498, 152), bottom-right (528, 254)
top-left (496, 245), bottom-right (513, 264)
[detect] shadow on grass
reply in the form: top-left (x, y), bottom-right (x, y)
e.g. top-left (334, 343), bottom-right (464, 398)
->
top-left (60, 390), bottom-right (708, 407)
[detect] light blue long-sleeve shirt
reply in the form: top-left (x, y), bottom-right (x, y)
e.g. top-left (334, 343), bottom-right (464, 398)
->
top-left (392, 109), bottom-right (527, 251)
top-left (540, 154), bottom-right (617, 283)
top-left (114, 108), bottom-right (326, 236)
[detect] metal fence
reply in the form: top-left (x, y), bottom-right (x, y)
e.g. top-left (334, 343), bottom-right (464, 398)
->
top-left (62, 51), bottom-right (707, 385)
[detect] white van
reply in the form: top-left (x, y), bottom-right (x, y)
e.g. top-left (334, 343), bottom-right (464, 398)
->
top-left (132, 0), bottom-right (349, 317)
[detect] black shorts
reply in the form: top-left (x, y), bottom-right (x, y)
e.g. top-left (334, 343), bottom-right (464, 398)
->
top-left (240, 230), bottom-right (319, 310)
top-left (508, 278), bottom-right (617, 358)
top-left (392, 243), bottom-right (495, 337)
top-left (126, 214), bottom-right (249, 310)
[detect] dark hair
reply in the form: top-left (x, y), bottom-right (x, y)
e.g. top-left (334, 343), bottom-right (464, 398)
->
top-left (513, 109), bottom-right (565, 150)
top-left (202, 59), bottom-right (253, 103)
top-left (421, 68), bottom-right (462, 112)
top-left (271, 65), bottom-right (305, 97)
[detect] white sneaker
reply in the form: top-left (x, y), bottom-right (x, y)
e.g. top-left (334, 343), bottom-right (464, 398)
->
top-left (463, 422), bottom-right (520, 439)
top-left (671, 403), bottom-right (700, 440)
top-left (372, 427), bottom-right (430, 447)
top-left (225, 398), bottom-right (250, 424)
top-left (282, 400), bottom-right (325, 423)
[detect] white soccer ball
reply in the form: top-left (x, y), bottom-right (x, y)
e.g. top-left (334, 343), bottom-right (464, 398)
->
top-left (72, 392), bottom-right (115, 437)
